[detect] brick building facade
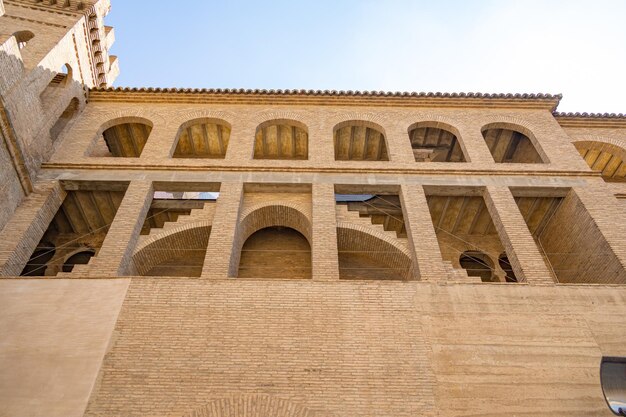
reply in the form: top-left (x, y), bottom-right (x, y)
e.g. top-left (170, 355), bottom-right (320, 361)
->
top-left (1, 1), bottom-right (626, 416)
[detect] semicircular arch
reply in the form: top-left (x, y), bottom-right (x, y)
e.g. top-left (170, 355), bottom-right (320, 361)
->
top-left (336, 221), bottom-right (414, 280)
top-left (480, 120), bottom-right (548, 163)
top-left (238, 202), bottom-right (312, 245)
top-left (132, 221), bottom-right (211, 276)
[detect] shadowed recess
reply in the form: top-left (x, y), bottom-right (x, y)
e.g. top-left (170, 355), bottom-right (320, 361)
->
top-left (408, 122), bottom-right (466, 162)
top-left (482, 123), bottom-right (544, 163)
top-left (334, 121), bottom-right (388, 161)
top-left (238, 226), bottom-right (312, 279)
top-left (575, 141), bottom-right (626, 182)
top-left (254, 120), bottom-right (308, 160)
top-left (173, 119), bottom-right (231, 158)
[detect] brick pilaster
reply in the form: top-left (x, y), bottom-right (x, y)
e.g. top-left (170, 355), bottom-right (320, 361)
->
top-left (311, 183), bottom-right (340, 280)
top-left (86, 180), bottom-right (153, 276)
top-left (0, 181), bottom-right (65, 276)
top-left (483, 185), bottom-right (554, 284)
top-left (399, 184), bottom-right (447, 281)
top-left (201, 181), bottom-right (244, 279)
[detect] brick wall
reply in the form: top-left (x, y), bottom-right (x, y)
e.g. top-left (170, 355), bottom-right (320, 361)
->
top-left (539, 188), bottom-right (626, 284)
top-left (79, 278), bottom-right (626, 417)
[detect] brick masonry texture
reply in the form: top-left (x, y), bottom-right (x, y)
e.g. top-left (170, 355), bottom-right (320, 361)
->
top-left (2, 1), bottom-right (626, 416)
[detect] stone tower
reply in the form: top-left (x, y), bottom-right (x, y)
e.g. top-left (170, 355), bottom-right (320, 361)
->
top-left (0, 0), bottom-right (117, 229)
top-left (1, 1), bottom-right (626, 416)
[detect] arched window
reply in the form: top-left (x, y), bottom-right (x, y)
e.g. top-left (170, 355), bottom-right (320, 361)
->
top-left (498, 253), bottom-right (517, 282)
top-left (92, 119), bottom-right (153, 157)
top-left (481, 123), bottom-right (545, 163)
top-left (334, 121), bottom-right (388, 161)
top-left (238, 226), bottom-right (311, 279)
top-left (13, 31), bottom-right (34, 49)
top-left (575, 141), bottom-right (626, 182)
top-left (459, 251), bottom-right (495, 282)
top-left (50, 97), bottom-right (79, 143)
top-left (62, 249), bottom-right (95, 273)
top-left (254, 120), bottom-right (308, 160)
top-left (173, 119), bottom-right (231, 158)
top-left (408, 122), bottom-right (467, 162)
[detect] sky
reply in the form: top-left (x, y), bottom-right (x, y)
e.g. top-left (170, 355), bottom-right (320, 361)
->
top-left (105, 0), bottom-right (626, 114)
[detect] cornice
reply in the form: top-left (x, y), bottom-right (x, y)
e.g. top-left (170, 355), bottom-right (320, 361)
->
top-left (88, 88), bottom-right (562, 110)
top-left (554, 112), bottom-right (626, 129)
top-left (40, 161), bottom-right (598, 178)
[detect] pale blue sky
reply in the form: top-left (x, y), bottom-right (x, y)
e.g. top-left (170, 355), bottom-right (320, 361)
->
top-left (106, 0), bottom-right (626, 113)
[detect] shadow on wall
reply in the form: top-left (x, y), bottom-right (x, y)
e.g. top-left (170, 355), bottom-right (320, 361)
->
top-left (0, 46), bottom-right (87, 232)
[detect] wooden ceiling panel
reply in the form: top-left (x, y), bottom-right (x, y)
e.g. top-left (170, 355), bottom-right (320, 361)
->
top-left (578, 146), bottom-right (626, 182)
top-left (174, 122), bottom-right (230, 158)
top-left (334, 125), bottom-right (387, 161)
top-left (482, 128), bottom-right (543, 163)
top-left (427, 195), bottom-right (496, 236)
top-left (409, 126), bottom-right (465, 162)
top-left (255, 123), bottom-right (307, 160)
top-left (454, 197), bottom-right (482, 234)
top-left (102, 122), bottom-right (151, 157)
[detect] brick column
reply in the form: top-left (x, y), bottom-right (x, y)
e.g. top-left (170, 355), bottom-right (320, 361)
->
top-left (85, 180), bottom-right (153, 277)
top-left (483, 186), bottom-right (554, 284)
top-left (456, 125), bottom-right (497, 165)
top-left (386, 127), bottom-right (415, 163)
top-left (399, 184), bottom-right (447, 281)
top-left (224, 126), bottom-right (255, 162)
top-left (201, 181), bottom-right (244, 279)
top-left (311, 183), bottom-right (340, 280)
top-left (0, 181), bottom-right (65, 276)
top-left (308, 124), bottom-right (335, 164)
top-left (139, 125), bottom-right (178, 159)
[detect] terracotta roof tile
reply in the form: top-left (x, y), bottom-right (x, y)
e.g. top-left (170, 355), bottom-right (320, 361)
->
top-left (554, 111), bottom-right (626, 119)
top-left (91, 86), bottom-right (562, 100)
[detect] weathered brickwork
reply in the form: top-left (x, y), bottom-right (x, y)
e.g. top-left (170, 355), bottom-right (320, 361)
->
top-left (0, 0), bottom-right (118, 232)
top-left (1, 1), bottom-right (626, 416)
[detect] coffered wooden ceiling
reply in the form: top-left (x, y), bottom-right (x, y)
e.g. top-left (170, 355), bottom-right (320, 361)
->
top-left (482, 128), bottom-right (543, 163)
top-left (173, 122), bottom-right (230, 158)
top-left (103, 122), bottom-right (151, 157)
top-left (427, 195), bottom-right (562, 236)
top-left (576, 145), bottom-right (626, 182)
top-left (427, 196), bottom-right (496, 235)
top-left (36, 190), bottom-right (124, 237)
top-left (254, 123), bottom-right (308, 159)
top-left (409, 126), bottom-right (466, 162)
top-left (334, 125), bottom-right (388, 161)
